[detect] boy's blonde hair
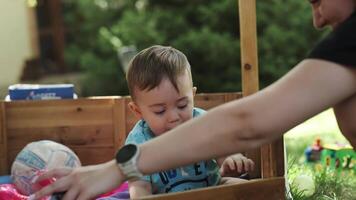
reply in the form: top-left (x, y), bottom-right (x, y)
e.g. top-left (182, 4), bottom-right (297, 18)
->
top-left (126, 45), bottom-right (192, 100)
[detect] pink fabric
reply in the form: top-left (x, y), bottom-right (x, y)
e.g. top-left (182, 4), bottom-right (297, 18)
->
top-left (0, 170), bottom-right (55, 200)
top-left (97, 182), bottom-right (129, 198)
top-left (0, 184), bottom-right (49, 200)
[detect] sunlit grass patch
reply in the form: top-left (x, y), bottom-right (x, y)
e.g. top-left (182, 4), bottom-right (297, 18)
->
top-left (285, 109), bottom-right (355, 200)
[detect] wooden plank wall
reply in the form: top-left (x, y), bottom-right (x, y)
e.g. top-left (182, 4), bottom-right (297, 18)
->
top-left (2, 97), bottom-right (123, 174)
top-left (1, 93), bottom-right (251, 175)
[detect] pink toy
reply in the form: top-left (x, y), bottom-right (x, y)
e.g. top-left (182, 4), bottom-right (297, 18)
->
top-left (0, 179), bottom-right (129, 200)
top-left (0, 184), bottom-right (51, 200)
top-left (0, 184), bottom-right (28, 200)
top-left (0, 170), bottom-right (56, 200)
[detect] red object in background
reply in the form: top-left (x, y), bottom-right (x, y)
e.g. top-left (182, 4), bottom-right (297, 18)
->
top-left (30, 170), bottom-right (56, 193)
top-left (312, 138), bottom-right (323, 151)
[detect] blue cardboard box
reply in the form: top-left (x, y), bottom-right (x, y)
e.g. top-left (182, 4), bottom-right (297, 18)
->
top-left (8, 84), bottom-right (74, 100)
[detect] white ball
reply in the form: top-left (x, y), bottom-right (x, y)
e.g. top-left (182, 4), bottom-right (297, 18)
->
top-left (292, 174), bottom-right (315, 197)
top-left (11, 140), bottom-right (81, 195)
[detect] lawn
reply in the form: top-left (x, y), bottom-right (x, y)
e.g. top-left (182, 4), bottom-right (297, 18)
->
top-left (285, 109), bottom-right (355, 200)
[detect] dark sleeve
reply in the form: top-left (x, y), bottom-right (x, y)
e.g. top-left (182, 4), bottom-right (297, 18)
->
top-left (307, 12), bottom-right (356, 68)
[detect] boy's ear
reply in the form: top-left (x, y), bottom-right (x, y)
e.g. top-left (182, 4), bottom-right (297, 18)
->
top-left (192, 86), bottom-right (197, 96)
top-left (128, 101), bottom-right (143, 119)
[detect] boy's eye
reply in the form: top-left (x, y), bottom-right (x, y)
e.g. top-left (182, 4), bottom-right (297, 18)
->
top-left (178, 104), bottom-right (188, 109)
top-left (154, 110), bottom-right (165, 115)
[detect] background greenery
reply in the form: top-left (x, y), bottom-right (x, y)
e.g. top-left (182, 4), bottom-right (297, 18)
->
top-left (62, 0), bottom-right (325, 96)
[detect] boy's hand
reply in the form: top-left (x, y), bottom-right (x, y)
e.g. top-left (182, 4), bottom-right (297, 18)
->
top-left (219, 154), bottom-right (254, 177)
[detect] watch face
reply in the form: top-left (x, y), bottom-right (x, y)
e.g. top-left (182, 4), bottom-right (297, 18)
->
top-left (116, 144), bottom-right (137, 163)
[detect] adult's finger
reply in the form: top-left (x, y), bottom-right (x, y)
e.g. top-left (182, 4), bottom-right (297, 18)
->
top-left (244, 159), bottom-right (254, 172)
top-left (35, 168), bottom-right (73, 183)
top-left (227, 158), bottom-right (236, 171)
top-left (31, 175), bottom-right (72, 200)
top-left (62, 185), bottom-right (79, 200)
top-left (77, 190), bottom-right (94, 200)
top-left (235, 159), bottom-right (243, 173)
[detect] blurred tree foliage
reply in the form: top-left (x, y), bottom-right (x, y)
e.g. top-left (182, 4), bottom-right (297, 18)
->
top-left (62, 0), bottom-right (325, 96)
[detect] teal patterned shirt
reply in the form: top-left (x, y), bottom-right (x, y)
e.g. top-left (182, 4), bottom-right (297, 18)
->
top-left (125, 107), bottom-right (220, 194)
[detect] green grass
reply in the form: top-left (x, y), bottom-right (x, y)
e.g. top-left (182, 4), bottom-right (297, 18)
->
top-left (285, 109), bottom-right (355, 200)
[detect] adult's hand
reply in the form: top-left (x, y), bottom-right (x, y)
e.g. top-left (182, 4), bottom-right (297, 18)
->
top-left (30, 160), bottom-right (124, 200)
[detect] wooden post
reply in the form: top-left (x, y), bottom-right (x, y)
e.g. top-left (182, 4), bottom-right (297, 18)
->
top-left (238, 0), bottom-right (261, 178)
top-left (238, 0), bottom-right (284, 179)
top-left (238, 0), bottom-right (259, 95)
top-left (0, 102), bottom-right (8, 174)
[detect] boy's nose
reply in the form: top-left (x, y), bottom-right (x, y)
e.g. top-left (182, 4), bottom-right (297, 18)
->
top-left (167, 110), bottom-right (180, 123)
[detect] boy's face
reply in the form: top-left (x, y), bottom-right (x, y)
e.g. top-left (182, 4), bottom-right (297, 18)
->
top-left (129, 70), bottom-right (196, 136)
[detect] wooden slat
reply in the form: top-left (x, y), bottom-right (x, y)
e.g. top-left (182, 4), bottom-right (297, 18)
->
top-left (5, 97), bottom-right (116, 107)
top-left (223, 93), bottom-right (242, 103)
top-left (7, 125), bottom-right (114, 148)
top-left (113, 98), bottom-right (127, 149)
top-left (7, 104), bottom-right (113, 129)
top-left (275, 138), bottom-right (285, 177)
top-left (261, 138), bottom-right (285, 178)
top-left (0, 159), bottom-right (7, 175)
top-left (69, 146), bottom-right (115, 165)
top-left (261, 144), bottom-right (276, 178)
top-left (0, 102), bottom-right (8, 175)
top-left (140, 177), bottom-right (285, 200)
top-left (0, 102), bottom-right (4, 144)
top-left (195, 93), bottom-right (229, 110)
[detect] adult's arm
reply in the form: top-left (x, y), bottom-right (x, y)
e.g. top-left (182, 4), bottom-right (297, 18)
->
top-left (138, 59), bottom-right (356, 174)
top-left (334, 93), bottom-right (356, 147)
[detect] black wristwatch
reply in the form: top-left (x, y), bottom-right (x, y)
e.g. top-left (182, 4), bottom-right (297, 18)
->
top-left (115, 144), bottom-right (143, 180)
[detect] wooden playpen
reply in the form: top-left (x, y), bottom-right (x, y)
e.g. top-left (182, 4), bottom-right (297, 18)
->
top-left (0, 1), bottom-right (285, 199)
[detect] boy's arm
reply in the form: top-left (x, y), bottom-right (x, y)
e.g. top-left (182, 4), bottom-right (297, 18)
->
top-left (128, 180), bottom-right (152, 199)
